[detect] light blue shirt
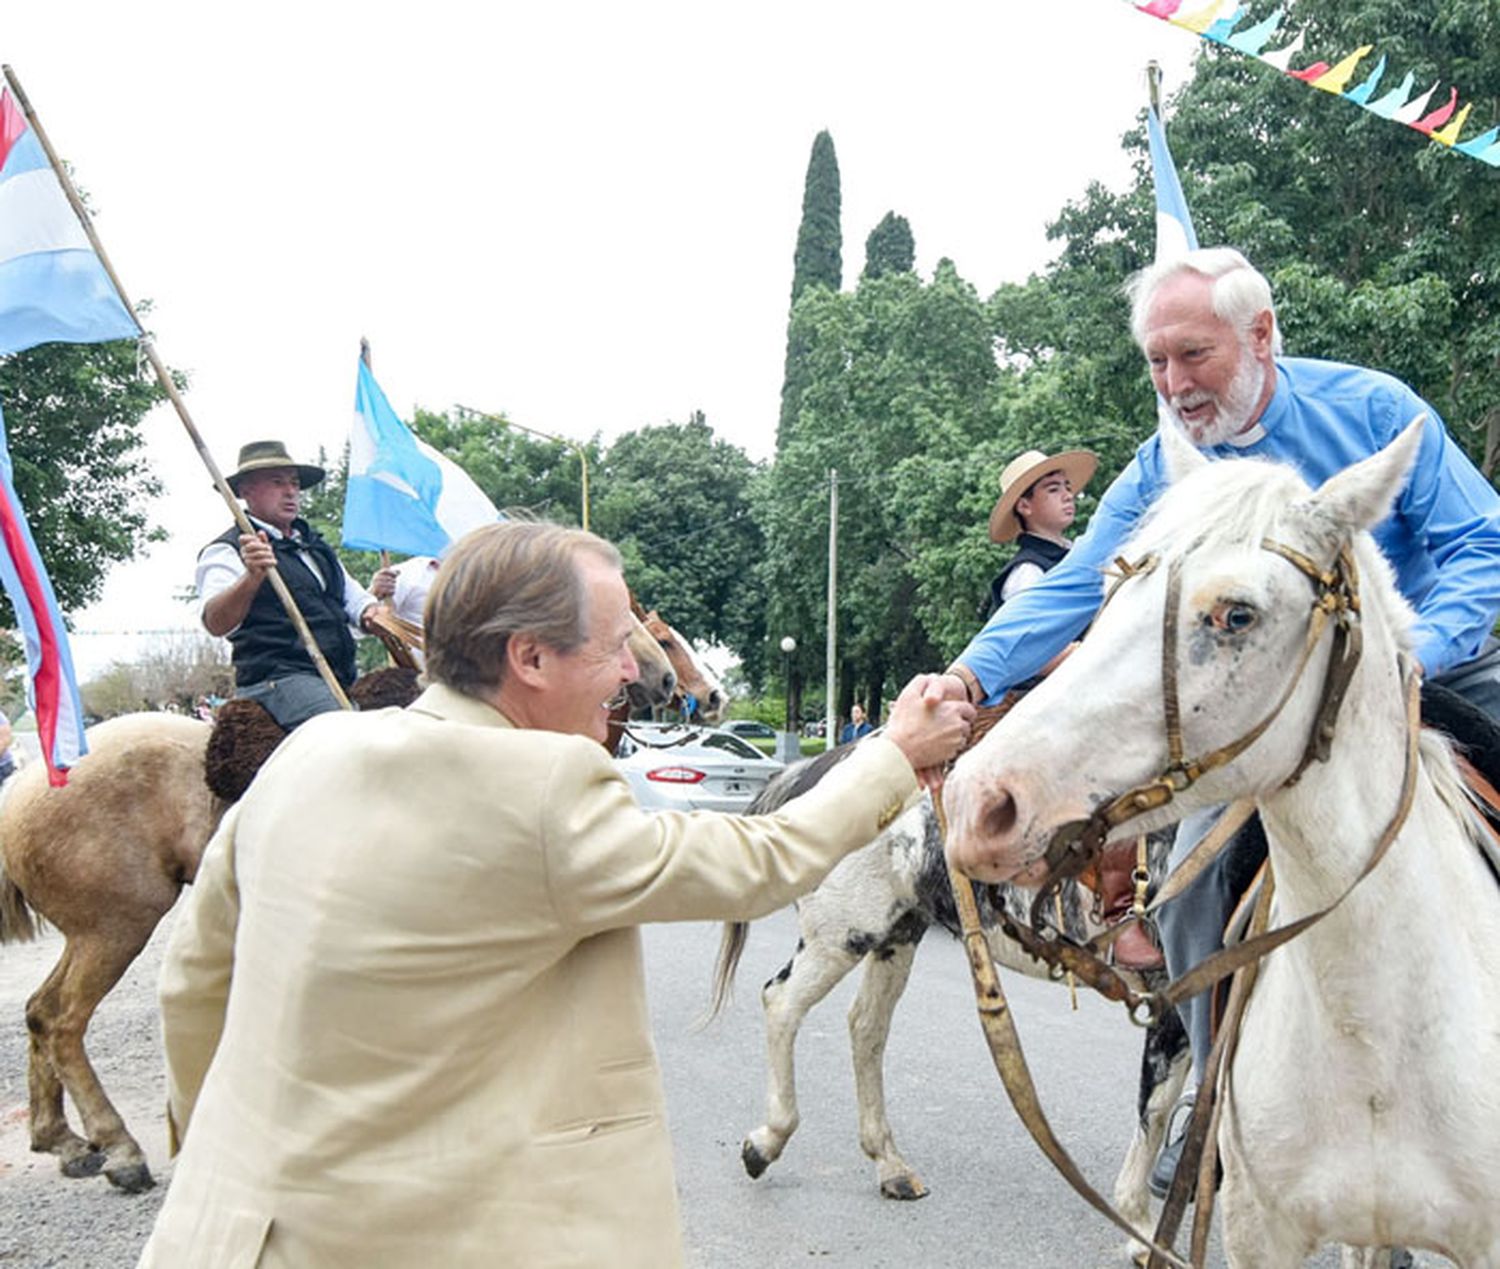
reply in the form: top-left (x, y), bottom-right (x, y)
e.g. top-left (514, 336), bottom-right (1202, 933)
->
top-left (957, 357), bottom-right (1500, 700)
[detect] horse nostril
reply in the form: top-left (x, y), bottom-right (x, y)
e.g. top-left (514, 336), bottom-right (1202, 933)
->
top-left (981, 791), bottom-right (1018, 842)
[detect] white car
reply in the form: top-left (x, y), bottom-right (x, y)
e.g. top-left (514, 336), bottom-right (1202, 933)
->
top-left (614, 723), bottom-right (784, 813)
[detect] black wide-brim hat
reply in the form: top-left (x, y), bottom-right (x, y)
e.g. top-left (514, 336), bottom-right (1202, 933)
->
top-left (224, 440), bottom-right (326, 496)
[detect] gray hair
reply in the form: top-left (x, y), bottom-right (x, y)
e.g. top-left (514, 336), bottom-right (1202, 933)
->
top-left (1125, 247), bottom-right (1283, 355)
top-left (424, 520), bottom-right (623, 697)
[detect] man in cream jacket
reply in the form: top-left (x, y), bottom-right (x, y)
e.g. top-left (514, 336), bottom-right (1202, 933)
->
top-left (138, 520), bottom-right (973, 1269)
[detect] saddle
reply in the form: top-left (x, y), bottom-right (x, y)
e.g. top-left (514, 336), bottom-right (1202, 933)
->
top-left (203, 667), bottom-right (421, 803)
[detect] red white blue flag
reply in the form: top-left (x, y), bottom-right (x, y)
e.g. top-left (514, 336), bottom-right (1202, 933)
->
top-left (0, 85), bottom-right (139, 784)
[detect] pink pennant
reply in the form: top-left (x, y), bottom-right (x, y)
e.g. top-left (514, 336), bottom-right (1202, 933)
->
top-left (1288, 61), bottom-right (1331, 82)
top-left (1412, 87), bottom-right (1459, 135)
top-left (1139, 0), bottom-right (1184, 16)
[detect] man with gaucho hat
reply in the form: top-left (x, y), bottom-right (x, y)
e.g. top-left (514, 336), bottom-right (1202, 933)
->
top-left (979, 447), bottom-right (1165, 971)
top-left (980, 447), bottom-right (1097, 622)
top-left (196, 440), bottom-right (391, 729)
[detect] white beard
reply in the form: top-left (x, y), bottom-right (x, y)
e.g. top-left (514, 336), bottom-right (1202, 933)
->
top-left (1161, 349), bottom-right (1267, 447)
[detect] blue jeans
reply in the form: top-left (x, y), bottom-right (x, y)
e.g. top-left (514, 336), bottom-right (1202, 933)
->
top-left (235, 673), bottom-right (344, 730)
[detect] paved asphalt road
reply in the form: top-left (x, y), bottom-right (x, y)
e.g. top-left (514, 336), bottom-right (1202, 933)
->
top-left (0, 902), bottom-right (1452, 1267)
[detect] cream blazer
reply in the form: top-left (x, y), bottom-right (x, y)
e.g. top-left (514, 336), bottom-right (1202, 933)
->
top-left (138, 683), bottom-right (916, 1269)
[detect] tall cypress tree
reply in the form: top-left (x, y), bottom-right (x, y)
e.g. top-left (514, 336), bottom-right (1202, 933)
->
top-left (777, 130), bottom-right (842, 449)
top-left (861, 211), bottom-right (914, 280)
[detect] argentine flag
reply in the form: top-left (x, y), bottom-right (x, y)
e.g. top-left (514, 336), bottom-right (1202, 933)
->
top-left (1146, 104), bottom-right (1198, 262)
top-left (0, 86), bottom-right (139, 784)
top-left (342, 358), bottom-right (503, 557)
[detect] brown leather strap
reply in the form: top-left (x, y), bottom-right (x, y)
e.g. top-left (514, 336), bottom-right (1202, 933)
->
top-left (1145, 799), bottom-right (1257, 915)
top-left (938, 790), bottom-right (1191, 1269)
top-left (1151, 668), bottom-right (1420, 1017)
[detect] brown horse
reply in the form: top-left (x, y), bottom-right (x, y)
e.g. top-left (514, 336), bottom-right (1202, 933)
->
top-left (635, 605), bottom-right (727, 723)
top-left (0, 624), bottom-right (679, 1195)
top-left (0, 713), bottom-right (220, 1192)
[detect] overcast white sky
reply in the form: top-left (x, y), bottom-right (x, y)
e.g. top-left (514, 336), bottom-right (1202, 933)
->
top-left (4, 1), bottom-right (1197, 680)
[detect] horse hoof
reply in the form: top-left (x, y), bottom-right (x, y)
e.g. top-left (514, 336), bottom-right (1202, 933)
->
top-left (879, 1174), bottom-right (928, 1201)
top-left (741, 1139), bottom-right (770, 1179)
top-left (104, 1162), bottom-right (155, 1194)
top-left (59, 1150), bottom-right (105, 1179)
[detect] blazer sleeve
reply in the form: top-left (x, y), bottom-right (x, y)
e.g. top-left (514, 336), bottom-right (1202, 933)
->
top-left (539, 734), bottom-right (919, 933)
top-left (157, 806), bottom-right (244, 1153)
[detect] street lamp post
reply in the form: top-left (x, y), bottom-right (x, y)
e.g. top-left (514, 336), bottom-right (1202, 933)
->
top-left (778, 636), bottom-right (798, 763)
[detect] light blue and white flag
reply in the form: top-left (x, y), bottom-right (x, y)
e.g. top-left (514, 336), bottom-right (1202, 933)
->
top-left (342, 358), bottom-right (502, 557)
top-left (0, 86), bottom-right (139, 784)
top-left (1146, 104), bottom-right (1199, 261)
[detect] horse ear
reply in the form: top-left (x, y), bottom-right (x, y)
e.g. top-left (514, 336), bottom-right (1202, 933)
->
top-left (1308, 415), bottom-right (1425, 536)
top-left (1159, 416), bottom-right (1208, 484)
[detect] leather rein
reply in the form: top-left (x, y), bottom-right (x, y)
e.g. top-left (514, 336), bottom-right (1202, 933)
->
top-left (998, 536), bottom-right (1367, 1023)
top-left (938, 532), bottom-right (1426, 1267)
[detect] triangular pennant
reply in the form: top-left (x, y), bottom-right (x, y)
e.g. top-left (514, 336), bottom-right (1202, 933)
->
top-left (1260, 28), bottom-right (1306, 72)
top-left (1310, 46), bottom-right (1373, 95)
top-left (1431, 103), bottom-right (1473, 146)
top-left (1390, 81), bottom-right (1439, 125)
top-left (1226, 7), bottom-right (1282, 54)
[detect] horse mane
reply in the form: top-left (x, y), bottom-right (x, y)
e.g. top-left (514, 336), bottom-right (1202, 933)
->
top-left (1417, 729), bottom-right (1498, 863)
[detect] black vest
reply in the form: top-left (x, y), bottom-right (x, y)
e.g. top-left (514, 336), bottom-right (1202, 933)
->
top-left (208, 520), bottom-right (358, 689)
top-left (979, 533), bottom-right (1070, 624)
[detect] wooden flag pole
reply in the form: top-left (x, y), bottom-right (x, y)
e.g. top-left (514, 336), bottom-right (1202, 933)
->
top-left (2, 64), bottom-right (351, 710)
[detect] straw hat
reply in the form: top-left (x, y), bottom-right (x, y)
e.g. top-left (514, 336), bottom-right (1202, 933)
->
top-left (225, 440), bottom-right (326, 495)
top-left (987, 448), bottom-right (1097, 543)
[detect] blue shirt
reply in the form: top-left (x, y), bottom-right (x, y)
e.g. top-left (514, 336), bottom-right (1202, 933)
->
top-left (956, 357), bottom-right (1500, 701)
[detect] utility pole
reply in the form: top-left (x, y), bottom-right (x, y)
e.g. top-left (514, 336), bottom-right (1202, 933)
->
top-left (825, 468), bottom-right (838, 750)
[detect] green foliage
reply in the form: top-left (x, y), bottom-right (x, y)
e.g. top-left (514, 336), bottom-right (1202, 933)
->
top-left (0, 335), bottom-right (169, 615)
top-left (789, 131), bottom-right (843, 304)
top-left (1013, 0), bottom-right (1500, 478)
top-left (593, 411), bottom-right (768, 677)
top-left (761, 262), bottom-right (1018, 707)
top-left (779, 130), bottom-right (844, 446)
top-left (862, 211), bottom-right (915, 280)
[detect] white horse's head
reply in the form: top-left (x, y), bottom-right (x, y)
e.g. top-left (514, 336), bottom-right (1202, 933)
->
top-left (944, 420), bottom-right (1423, 886)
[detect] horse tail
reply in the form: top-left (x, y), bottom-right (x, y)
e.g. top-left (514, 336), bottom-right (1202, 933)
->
top-left (700, 921), bottom-right (749, 1026)
top-left (0, 853), bottom-right (40, 944)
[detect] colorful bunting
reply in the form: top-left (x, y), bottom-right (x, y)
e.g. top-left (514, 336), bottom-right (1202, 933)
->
top-left (1128, 2), bottom-right (1500, 166)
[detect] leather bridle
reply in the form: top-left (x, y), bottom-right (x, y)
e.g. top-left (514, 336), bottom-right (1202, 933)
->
top-left (1000, 536), bottom-right (1366, 1018)
top-left (938, 530), bottom-right (1426, 1266)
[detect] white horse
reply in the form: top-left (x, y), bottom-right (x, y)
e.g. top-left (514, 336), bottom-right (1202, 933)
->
top-left (711, 753), bottom-right (1188, 1236)
top-left (943, 420), bottom-right (1500, 1266)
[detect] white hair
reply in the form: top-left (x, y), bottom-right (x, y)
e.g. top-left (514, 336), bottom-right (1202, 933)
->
top-left (1125, 247), bottom-right (1284, 356)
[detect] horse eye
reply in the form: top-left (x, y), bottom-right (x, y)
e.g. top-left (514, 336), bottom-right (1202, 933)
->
top-left (1208, 602), bottom-right (1257, 633)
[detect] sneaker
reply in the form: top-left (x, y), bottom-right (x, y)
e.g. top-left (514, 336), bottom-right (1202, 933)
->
top-left (1149, 1088), bottom-right (1196, 1201)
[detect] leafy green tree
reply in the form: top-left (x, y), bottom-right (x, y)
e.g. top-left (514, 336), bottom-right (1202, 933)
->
top-left (862, 211), bottom-right (915, 280)
top-left (762, 262), bottom-right (1012, 709)
top-left (592, 412), bottom-right (767, 678)
top-left (779, 130), bottom-right (843, 448)
top-left (0, 334), bottom-right (169, 615)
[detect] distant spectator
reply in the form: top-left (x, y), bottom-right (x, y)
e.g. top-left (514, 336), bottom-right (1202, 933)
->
top-left (839, 704), bottom-right (873, 746)
top-left (0, 708), bottom-right (15, 789)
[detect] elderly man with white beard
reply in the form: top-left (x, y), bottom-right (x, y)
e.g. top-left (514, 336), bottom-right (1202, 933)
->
top-left (937, 245), bottom-right (1500, 1199)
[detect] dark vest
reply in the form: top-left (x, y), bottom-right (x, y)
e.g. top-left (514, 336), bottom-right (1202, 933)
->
top-left (208, 519), bottom-right (358, 689)
top-left (980, 533), bottom-right (1070, 624)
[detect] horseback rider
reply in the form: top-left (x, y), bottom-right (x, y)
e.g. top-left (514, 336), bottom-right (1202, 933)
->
top-left (196, 440), bottom-right (394, 730)
top-left (940, 247), bottom-right (1500, 1198)
top-left (979, 447), bottom-right (1165, 972)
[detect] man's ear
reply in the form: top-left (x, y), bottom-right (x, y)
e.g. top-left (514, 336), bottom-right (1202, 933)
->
top-left (1248, 308), bottom-right (1275, 359)
top-left (506, 632), bottom-right (549, 689)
